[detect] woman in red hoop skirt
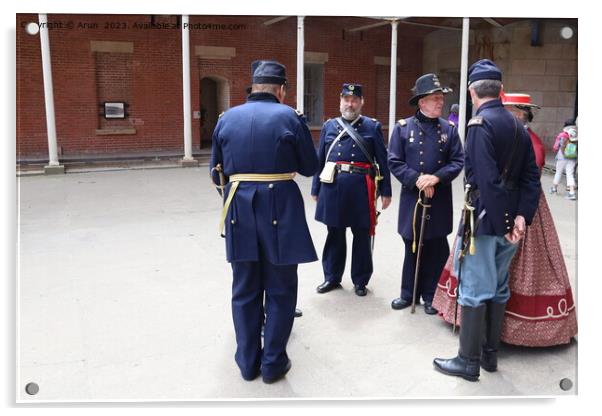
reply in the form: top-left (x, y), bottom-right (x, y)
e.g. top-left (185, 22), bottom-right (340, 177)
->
top-left (432, 93), bottom-right (577, 347)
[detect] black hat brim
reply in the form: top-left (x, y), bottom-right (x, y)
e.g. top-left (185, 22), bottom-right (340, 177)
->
top-left (408, 87), bottom-right (452, 106)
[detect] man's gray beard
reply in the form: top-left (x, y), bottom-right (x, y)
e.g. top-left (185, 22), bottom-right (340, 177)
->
top-left (340, 107), bottom-right (361, 121)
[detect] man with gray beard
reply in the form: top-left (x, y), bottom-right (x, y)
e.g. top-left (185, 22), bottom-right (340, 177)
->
top-left (311, 84), bottom-right (392, 297)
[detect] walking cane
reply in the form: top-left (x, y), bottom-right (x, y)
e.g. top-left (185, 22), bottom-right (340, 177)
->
top-left (411, 190), bottom-right (431, 314)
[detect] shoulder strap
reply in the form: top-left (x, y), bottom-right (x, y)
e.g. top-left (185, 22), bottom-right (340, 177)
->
top-left (335, 117), bottom-right (375, 166)
top-left (324, 124), bottom-right (348, 162)
top-left (467, 116), bottom-right (483, 127)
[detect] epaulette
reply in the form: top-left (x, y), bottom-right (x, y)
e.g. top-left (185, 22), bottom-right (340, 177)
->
top-left (397, 119), bottom-right (407, 126)
top-left (295, 109), bottom-right (304, 117)
top-left (467, 116), bottom-right (483, 127)
top-left (218, 112), bottom-right (224, 118)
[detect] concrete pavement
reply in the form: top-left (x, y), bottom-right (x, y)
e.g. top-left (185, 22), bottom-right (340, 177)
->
top-left (16, 167), bottom-right (577, 401)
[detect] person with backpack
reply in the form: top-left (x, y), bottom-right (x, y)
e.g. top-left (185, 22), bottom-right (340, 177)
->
top-left (551, 120), bottom-right (578, 200)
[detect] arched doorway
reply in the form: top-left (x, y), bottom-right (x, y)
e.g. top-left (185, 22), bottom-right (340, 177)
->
top-left (200, 76), bottom-right (230, 148)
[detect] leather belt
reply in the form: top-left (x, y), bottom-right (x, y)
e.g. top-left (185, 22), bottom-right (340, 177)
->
top-left (335, 163), bottom-right (373, 175)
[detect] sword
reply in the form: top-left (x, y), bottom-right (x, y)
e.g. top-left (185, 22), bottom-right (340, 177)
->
top-left (211, 163), bottom-right (226, 201)
top-left (210, 163), bottom-right (227, 237)
top-left (370, 163), bottom-right (383, 254)
top-left (411, 190), bottom-right (431, 314)
top-left (453, 183), bottom-right (475, 333)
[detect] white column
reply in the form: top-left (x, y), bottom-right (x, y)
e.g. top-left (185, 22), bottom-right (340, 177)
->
top-left (388, 20), bottom-right (398, 139)
top-left (458, 17), bottom-right (470, 143)
top-left (296, 16), bottom-right (305, 113)
top-left (181, 15), bottom-right (194, 162)
top-left (38, 14), bottom-right (60, 168)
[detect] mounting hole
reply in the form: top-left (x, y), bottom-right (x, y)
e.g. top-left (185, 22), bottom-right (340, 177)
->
top-left (25, 22), bottom-right (40, 35)
top-left (25, 382), bottom-right (39, 395)
top-left (560, 26), bottom-right (574, 40)
top-left (559, 378), bottom-right (573, 391)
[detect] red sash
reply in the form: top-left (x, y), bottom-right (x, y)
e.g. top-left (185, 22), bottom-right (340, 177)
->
top-left (336, 161), bottom-right (377, 236)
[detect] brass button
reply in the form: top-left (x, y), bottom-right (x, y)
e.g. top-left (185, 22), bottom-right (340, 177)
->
top-left (420, 161), bottom-right (424, 165)
top-left (338, 152), bottom-right (342, 156)
top-left (420, 151), bottom-right (423, 155)
top-left (352, 144), bottom-right (356, 147)
top-left (231, 219), bottom-right (236, 224)
top-left (420, 142), bottom-right (423, 145)
top-left (505, 213), bottom-right (509, 217)
top-left (268, 183), bottom-right (274, 189)
top-left (272, 220), bottom-right (278, 225)
top-left (351, 153), bottom-right (355, 157)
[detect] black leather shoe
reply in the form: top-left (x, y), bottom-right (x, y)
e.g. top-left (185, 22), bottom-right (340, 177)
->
top-left (354, 285), bottom-right (367, 296)
top-left (433, 356), bottom-right (480, 382)
top-left (262, 360), bottom-right (292, 384)
top-left (294, 308), bottom-right (303, 318)
top-left (316, 281), bottom-right (342, 294)
top-left (391, 297), bottom-right (412, 310)
top-left (424, 302), bottom-right (438, 315)
top-left (433, 304), bottom-right (486, 382)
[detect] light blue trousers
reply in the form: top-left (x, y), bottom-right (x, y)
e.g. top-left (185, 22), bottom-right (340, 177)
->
top-left (453, 235), bottom-right (519, 307)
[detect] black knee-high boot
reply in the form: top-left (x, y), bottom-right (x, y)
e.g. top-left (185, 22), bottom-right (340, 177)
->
top-left (480, 301), bottom-right (506, 372)
top-left (433, 304), bottom-right (486, 382)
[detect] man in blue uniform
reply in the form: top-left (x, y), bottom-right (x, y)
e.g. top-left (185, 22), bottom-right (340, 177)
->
top-left (433, 59), bottom-right (540, 381)
top-left (388, 74), bottom-right (464, 314)
top-left (210, 60), bottom-right (319, 383)
top-left (311, 84), bottom-right (392, 297)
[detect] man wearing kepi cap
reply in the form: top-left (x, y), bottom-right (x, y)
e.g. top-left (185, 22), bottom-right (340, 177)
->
top-left (311, 84), bottom-right (392, 297)
top-left (387, 73), bottom-right (464, 315)
top-left (433, 59), bottom-right (540, 381)
top-left (210, 60), bottom-right (319, 384)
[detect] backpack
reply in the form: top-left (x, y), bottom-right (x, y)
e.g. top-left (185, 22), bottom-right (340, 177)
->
top-left (562, 138), bottom-right (578, 159)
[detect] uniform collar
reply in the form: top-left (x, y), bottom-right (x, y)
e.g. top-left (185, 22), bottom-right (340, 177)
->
top-left (476, 98), bottom-right (503, 114)
top-left (415, 110), bottom-right (439, 124)
top-left (247, 92), bottom-right (280, 103)
top-left (341, 114), bottom-right (362, 125)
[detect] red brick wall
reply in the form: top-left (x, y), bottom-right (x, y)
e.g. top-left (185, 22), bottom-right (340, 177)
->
top-left (96, 52), bottom-right (133, 129)
top-left (16, 14), bottom-right (430, 159)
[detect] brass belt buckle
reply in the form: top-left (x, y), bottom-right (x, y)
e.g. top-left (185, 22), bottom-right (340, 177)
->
top-left (340, 164), bottom-right (351, 172)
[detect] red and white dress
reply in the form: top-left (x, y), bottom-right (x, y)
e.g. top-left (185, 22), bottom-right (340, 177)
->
top-left (432, 129), bottom-right (577, 347)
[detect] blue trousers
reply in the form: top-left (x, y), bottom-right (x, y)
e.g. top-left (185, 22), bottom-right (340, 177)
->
top-left (322, 226), bottom-right (372, 287)
top-left (401, 237), bottom-right (450, 303)
top-left (454, 235), bottom-right (519, 307)
top-left (231, 257), bottom-right (298, 380)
